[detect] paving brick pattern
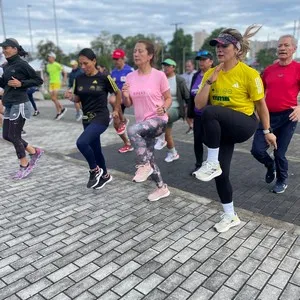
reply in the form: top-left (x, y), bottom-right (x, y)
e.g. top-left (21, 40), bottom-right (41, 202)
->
top-left (1, 101), bottom-right (300, 299)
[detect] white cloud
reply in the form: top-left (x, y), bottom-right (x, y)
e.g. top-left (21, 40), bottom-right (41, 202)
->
top-left (1, 0), bottom-right (300, 54)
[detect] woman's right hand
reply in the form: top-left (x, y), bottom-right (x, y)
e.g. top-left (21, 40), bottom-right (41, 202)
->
top-left (121, 83), bottom-right (130, 98)
top-left (209, 63), bottom-right (224, 83)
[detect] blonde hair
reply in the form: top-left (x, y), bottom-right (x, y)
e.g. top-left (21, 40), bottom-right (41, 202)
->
top-left (222, 24), bottom-right (262, 60)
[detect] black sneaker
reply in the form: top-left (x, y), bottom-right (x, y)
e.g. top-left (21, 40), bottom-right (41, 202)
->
top-left (56, 108), bottom-right (68, 120)
top-left (265, 166), bottom-right (275, 184)
top-left (93, 174), bottom-right (113, 190)
top-left (87, 167), bottom-right (103, 188)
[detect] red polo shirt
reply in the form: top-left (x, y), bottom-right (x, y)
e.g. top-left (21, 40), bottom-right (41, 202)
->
top-left (262, 61), bottom-right (300, 112)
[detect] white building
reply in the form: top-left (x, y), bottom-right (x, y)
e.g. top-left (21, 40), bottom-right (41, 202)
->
top-left (194, 30), bottom-right (209, 51)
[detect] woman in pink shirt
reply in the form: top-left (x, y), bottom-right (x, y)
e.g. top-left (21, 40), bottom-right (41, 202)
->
top-left (122, 40), bottom-right (172, 201)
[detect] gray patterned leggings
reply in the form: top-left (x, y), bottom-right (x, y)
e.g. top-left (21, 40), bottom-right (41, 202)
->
top-left (128, 118), bottom-right (167, 187)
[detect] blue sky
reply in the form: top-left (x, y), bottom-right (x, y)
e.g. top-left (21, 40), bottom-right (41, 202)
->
top-left (1, 0), bottom-right (300, 54)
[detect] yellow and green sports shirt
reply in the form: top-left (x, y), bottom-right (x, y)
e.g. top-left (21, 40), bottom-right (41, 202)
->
top-left (46, 61), bottom-right (63, 84)
top-left (198, 61), bottom-right (264, 116)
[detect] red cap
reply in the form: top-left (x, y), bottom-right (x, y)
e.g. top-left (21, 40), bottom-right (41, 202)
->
top-left (112, 49), bottom-right (125, 59)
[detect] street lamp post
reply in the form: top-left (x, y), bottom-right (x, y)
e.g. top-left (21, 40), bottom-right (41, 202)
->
top-left (53, 0), bottom-right (59, 47)
top-left (171, 22), bottom-right (183, 63)
top-left (0, 0), bottom-right (6, 39)
top-left (27, 5), bottom-right (34, 54)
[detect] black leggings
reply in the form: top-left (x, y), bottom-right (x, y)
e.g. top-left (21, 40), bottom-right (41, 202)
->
top-left (193, 114), bottom-right (204, 168)
top-left (3, 116), bottom-right (28, 159)
top-left (27, 92), bottom-right (38, 111)
top-left (201, 106), bottom-right (258, 204)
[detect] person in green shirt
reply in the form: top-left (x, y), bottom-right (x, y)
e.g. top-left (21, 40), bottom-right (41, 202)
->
top-left (46, 52), bottom-right (67, 120)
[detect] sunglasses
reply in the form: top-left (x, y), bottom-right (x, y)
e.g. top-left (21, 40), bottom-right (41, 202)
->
top-left (196, 50), bottom-right (212, 56)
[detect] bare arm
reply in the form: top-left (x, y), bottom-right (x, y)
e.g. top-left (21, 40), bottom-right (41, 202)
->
top-left (156, 89), bottom-right (172, 116)
top-left (121, 83), bottom-right (133, 107)
top-left (255, 98), bottom-right (277, 148)
top-left (194, 83), bottom-right (211, 110)
top-left (195, 63), bottom-right (224, 110)
top-left (112, 90), bottom-right (122, 118)
top-left (62, 70), bottom-right (67, 85)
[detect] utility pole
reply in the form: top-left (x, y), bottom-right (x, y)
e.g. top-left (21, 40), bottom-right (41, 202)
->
top-left (53, 0), bottom-right (59, 47)
top-left (27, 5), bottom-right (34, 54)
top-left (171, 22), bottom-right (183, 63)
top-left (0, 0), bottom-right (6, 39)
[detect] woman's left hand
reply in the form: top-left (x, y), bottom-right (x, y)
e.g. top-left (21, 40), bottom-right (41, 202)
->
top-left (8, 77), bottom-right (22, 88)
top-left (156, 105), bottom-right (166, 116)
top-left (289, 106), bottom-right (300, 122)
top-left (265, 133), bottom-right (277, 149)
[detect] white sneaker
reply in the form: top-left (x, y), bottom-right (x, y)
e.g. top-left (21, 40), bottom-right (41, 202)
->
top-left (193, 160), bottom-right (222, 182)
top-left (164, 152), bottom-right (179, 163)
top-left (214, 213), bottom-right (241, 233)
top-left (154, 139), bottom-right (167, 150)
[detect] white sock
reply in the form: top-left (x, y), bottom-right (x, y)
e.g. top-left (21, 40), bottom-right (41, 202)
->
top-left (222, 202), bottom-right (235, 217)
top-left (207, 147), bottom-right (219, 163)
top-left (168, 147), bottom-right (177, 155)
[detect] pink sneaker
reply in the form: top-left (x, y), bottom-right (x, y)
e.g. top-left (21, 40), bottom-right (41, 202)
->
top-left (148, 184), bottom-right (170, 201)
top-left (116, 119), bottom-right (129, 135)
top-left (29, 147), bottom-right (44, 167)
top-left (132, 163), bottom-right (153, 182)
top-left (118, 144), bottom-right (134, 153)
top-left (13, 164), bottom-right (34, 180)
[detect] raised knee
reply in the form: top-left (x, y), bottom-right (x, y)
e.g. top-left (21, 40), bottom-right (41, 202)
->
top-left (76, 138), bottom-right (86, 150)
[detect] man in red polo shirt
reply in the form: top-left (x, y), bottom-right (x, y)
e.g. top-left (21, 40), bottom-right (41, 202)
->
top-left (251, 34), bottom-right (300, 193)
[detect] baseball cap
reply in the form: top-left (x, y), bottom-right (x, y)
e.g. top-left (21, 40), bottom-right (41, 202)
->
top-left (0, 38), bottom-right (20, 48)
top-left (161, 58), bottom-right (176, 67)
top-left (48, 52), bottom-right (56, 59)
top-left (195, 50), bottom-right (213, 60)
top-left (209, 33), bottom-right (241, 50)
top-left (112, 49), bottom-right (125, 59)
top-left (70, 60), bottom-right (78, 66)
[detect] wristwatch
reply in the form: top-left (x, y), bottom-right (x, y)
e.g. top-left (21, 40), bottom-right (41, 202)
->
top-left (263, 128), bottom-right (273, 134)
top-left (206, 79), bottom-right (213, 85)
top-left (162, 107), bottom-right (166, 113)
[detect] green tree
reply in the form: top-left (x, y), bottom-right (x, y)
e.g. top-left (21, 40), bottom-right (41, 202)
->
top-left (201, 28), bottom-right (225, 63)
top-left (168, 28), bottom-right (193, 73)
top-left (111, 34), bottom-right (126, 50)
top-left (90, 31), bottom-right (112, 57)
top-left (90, 32), bottom-right (165, 70)
top-left (256, 48), bottom-right (277, 70)
top-left (36, 40), bottom-right (68, 64)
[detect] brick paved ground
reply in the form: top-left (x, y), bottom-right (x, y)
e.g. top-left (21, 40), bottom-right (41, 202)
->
top-left (1, 100), bottom-right (300, 299)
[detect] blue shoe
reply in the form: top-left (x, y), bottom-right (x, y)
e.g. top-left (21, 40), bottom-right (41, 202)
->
top-left (272, 181), bottom-right (287, 194)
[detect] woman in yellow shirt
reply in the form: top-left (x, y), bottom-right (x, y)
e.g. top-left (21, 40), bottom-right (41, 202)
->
top-left (194, 25), bottom-right (277, 233)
